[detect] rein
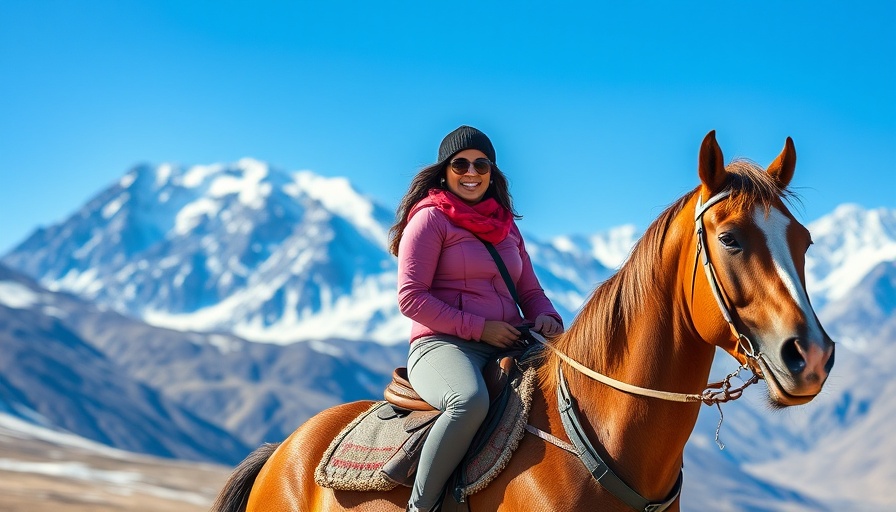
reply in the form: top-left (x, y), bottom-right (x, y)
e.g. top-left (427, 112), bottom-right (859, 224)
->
top-left (530, 331), bottom-right (757, 406)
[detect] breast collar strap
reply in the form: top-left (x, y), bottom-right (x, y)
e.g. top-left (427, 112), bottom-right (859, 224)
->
top-left (557, 366), bottom-right (682, 512)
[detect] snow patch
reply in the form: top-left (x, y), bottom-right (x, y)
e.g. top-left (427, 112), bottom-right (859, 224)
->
top-left (551, 236), bottom-right (576, 253)
top-left (102, 193), bottom-right (129, 219)
top-left (209, 170), bottom-right (271, 209)
top-left (309, 340), bottom-right (344, 357)
top-left (155, 163), bottom-right (174, 188)
top-left (41, 305), bottom-right (68, 319)
top-left (119, 172), bottom-right (136, 188)
top-left (0, 413), bottom-right (130, 458)
top-left (56, 267), bottom-right (102, 295)
top-left (0, 280), bottom-right (41, 309)
top-left (175, 198), bottom-right (221, 235)
top-left (0, 458), bottom-right (211, 505)
top-left (140, 271), bottom-right (409, 345)
top-left (0, 458), bottom-right (141, 484)
top-left (207, 334), bottom-right (242, 354)
top-left (590, 224), bottom-right (638, 268)
top-left (73, 232), bottom-right (104, 258)
top-left (289, 171), bottom-right (388, 247)
top-left (181, 163), bottom-right (223, 188)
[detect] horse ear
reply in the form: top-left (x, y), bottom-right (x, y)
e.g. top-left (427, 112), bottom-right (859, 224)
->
top-left (766, 137), bottom-right (796, 189)
top-left (698, 130), bottom-right (727, 195)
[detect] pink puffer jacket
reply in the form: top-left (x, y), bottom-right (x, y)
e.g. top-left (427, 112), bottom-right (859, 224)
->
top-left (397, 206), bottom-right (562, 342)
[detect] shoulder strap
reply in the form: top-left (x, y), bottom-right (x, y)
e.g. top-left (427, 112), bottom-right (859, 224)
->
top-left (480, 239), bottom-right (521, 307)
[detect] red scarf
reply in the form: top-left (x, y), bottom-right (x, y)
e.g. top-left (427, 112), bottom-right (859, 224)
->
top-left (409, 189), bottom-right (513, 244)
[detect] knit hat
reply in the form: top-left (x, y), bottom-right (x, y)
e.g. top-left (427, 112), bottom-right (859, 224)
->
top-left (437, 126), bottom-right (496, 164)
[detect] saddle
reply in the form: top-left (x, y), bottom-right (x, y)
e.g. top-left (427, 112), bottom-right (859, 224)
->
top-left (314, 346), bottom-right (540, 502)
top-left (382, 324), bottom-right (542, 412)
top-left (383, 355), bottom-right (517, 412)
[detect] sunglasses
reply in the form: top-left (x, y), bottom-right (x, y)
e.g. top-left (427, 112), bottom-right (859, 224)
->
top-left (449, 158), bottom-right (492, 175)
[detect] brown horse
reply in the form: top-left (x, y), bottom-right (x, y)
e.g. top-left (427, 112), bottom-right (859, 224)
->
top-left (212, 131), bottom-right (835, 511)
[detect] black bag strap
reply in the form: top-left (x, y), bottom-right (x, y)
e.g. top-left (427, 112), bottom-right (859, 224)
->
top-left (480, 239), bottom-right (521, 308)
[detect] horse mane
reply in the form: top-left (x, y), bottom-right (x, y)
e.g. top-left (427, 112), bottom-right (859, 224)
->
top-left (538, 159), bottom-right (792, 391)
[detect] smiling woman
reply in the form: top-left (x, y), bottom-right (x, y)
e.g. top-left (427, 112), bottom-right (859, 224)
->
top-left (385, 125), bottom-right (564, 511)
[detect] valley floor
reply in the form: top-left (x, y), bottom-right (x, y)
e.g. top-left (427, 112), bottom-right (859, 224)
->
top-left (0, 428), bottom-right (232, 511)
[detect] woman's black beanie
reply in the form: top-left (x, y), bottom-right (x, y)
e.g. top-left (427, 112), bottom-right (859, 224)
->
top-left (437, 125), bottom-right (497, 164)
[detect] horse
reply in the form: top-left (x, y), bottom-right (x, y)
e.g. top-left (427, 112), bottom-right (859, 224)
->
top-left (211, 131), bottom-right (835, 511)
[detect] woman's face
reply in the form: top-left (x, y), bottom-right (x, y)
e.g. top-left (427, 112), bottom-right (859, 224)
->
top-left (445, 149), bottom-right (491, 205)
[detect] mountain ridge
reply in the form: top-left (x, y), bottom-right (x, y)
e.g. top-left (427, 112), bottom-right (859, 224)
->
top-left (0, 264), bottom-right (251, 465)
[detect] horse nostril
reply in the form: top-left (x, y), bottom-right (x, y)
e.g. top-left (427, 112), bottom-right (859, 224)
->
top-left (781, 338), bottom-right (806, 374)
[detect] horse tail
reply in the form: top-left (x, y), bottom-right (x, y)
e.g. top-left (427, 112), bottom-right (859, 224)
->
top-left (209, 442), bottom-right (280, 512)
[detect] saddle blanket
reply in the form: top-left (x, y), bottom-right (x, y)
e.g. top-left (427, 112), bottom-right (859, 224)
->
top-left (314, 365), bottom-right (537, 499)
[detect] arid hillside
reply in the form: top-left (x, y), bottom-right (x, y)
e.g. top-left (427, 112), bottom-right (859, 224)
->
top-left (0, 415), bottom-right (232, 512)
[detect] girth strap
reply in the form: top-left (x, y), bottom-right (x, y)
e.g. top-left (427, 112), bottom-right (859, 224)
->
top-left (557, 367), bottom-right (683, 512)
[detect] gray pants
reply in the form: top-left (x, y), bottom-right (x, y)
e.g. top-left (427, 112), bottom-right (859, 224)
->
top-left (406, 336), bottom-right (500, 512)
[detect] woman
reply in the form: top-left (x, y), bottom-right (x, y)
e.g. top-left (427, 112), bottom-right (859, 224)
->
top-left (388, 125), bottom-right (564, 512)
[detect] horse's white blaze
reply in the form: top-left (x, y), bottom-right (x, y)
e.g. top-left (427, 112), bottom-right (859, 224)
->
top-left (754, 207), bottom-right (823, 341)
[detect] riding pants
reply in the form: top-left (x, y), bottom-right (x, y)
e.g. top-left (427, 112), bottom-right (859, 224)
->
top-left (406, 335), bottom-right (499, 512)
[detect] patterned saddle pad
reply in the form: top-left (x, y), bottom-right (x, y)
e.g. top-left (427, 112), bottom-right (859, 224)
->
top-left (314, 364), bottom-right (537, 499)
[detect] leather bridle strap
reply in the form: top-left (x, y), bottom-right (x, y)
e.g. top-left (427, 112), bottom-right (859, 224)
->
top-left (694, 190), bottom-right (759, 359)
top-left (557, 366), bottom-right (682, 512)
top-left (694, 190), bottom-right (734, 326)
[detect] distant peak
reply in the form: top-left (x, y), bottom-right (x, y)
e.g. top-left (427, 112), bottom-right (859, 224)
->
top-left (235, 157), bottom-right (270, 172)
top-left (119, 163), bottom-right (157, 189)
top-left (830, 203), bottom-right (866, 217)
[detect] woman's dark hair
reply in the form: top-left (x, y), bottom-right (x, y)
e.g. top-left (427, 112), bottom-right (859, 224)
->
top-left (387, 161), bottom-right (520, 256)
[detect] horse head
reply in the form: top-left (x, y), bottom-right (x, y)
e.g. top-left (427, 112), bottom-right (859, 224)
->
top-left (689, 130), bottom-right (835, 407)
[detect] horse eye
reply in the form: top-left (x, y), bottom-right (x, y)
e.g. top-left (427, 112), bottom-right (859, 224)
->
top-left (718, 233), bottom-right (740, 249)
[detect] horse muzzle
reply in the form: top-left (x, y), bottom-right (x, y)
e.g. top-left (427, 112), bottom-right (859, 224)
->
top-left (753, 336), bottom-right (835, 407)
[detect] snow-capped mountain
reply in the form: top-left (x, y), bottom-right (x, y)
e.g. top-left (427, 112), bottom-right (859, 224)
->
top-left (1, 159), bottom-right (619, 345)
top-left (3, 159), bottom-right (405, 344)
top-left (8, 160), bottom-right (890, 349)
top-left (804, 204), bottom-right (896, 309)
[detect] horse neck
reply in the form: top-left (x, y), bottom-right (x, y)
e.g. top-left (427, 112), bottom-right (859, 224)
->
top-left (545, 195), bottom-right (717, 497)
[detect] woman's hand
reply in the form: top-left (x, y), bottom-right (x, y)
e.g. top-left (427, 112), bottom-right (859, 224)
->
top-left (480, 321), bottom-right (521, 348)
top-left (533, 314), bottom-right (563, 337)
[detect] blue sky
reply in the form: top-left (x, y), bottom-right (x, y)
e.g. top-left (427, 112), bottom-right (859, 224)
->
top-left (2, 1), bottom-right (894, 253)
